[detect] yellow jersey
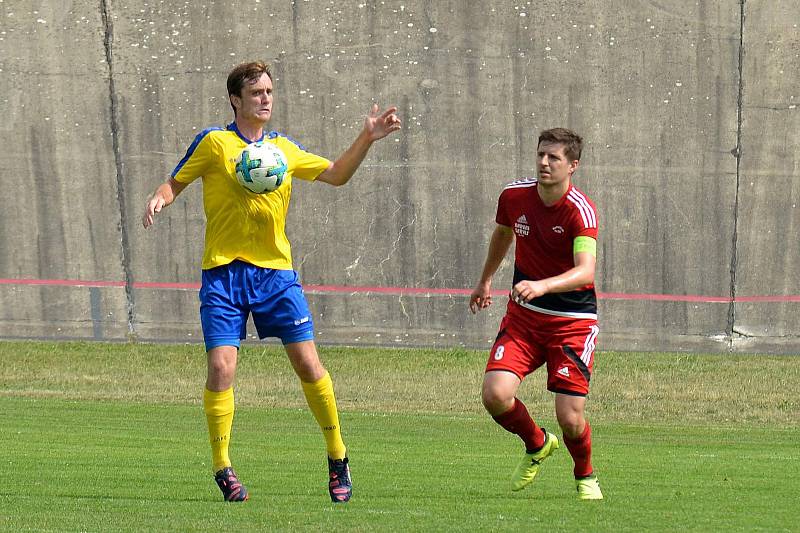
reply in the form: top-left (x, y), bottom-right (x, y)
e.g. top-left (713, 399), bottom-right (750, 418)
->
top-left (172, 123), bottom-right (331, 270)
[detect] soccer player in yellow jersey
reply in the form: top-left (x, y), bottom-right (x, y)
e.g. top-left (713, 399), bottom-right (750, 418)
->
top-left (142, 61), bottom-right (401, 503)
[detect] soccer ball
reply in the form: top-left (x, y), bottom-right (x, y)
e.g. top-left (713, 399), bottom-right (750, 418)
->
top-left (234, 141), bottom-right (288, 193)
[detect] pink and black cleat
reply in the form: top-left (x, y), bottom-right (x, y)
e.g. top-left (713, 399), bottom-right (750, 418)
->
top-left (328, 457), bottom-right (352, 503)
top-left (214, 467), bottom-right (249, 502)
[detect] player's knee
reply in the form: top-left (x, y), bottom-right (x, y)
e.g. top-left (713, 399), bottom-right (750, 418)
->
top-left (207, 357), bottom-right (236, 387)
top-left (290, 352), bottom-right (326, 382)
top-left (556, 413), bottom-right (585, 438)
top-left (208, 356), bottom-right (229, 374)
top-left (481, 384), bottom-right (513, 415)
top-left (295, 362), bottom-right (325, 383)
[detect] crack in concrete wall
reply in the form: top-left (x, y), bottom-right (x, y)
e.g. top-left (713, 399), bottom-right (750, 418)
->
top-left (727, 0), bottom-right (746, 353)
top-left (101, 0), bottom-right (136, 339)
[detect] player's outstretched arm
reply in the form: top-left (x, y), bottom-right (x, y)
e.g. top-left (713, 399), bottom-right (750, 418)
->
top-left (142, 177), bottom-right (188, 228)
top-left (469, 225), bottom-right (514, 314)
top-left (316, 104), bottom-right (401, 187)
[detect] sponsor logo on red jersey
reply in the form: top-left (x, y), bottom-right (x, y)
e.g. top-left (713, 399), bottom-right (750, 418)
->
top-left (514, 215), bottom-right (530, 237)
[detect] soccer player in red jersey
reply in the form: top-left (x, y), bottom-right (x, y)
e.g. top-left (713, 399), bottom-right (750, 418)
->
top-left (469, 128), bottom-right (603, 500)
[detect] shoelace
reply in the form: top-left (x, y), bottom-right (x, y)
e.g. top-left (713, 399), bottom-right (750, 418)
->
top-left (217, 471), bottom-right (243, 493)
top-left (329, 463), bottom-right (350, 485)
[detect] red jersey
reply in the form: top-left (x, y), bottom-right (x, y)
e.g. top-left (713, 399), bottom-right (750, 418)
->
top-left (496, 178), bottom-right (598, 319)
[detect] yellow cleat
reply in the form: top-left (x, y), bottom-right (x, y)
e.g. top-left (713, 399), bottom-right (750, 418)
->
top-left (576, 474), bottom-right (603, 500)
top-left (511, 431), bottom-right (559, 491)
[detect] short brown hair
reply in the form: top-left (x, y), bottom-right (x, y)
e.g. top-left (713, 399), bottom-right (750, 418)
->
top-left (538, 128), bottom-right (583, 161)
top-left (227, 61), bottom-right (272, 115)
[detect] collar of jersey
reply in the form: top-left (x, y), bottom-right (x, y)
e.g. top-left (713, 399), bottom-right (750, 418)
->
top-left (227, 122), bottom-right (267, 144)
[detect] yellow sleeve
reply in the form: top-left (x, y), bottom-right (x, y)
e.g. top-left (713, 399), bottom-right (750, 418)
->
top-left (171, 128), bottom-right (220, 184)
top-left (277, 137), bottom-right (331, 181)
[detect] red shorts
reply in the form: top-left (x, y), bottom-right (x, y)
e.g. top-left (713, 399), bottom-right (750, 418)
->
top-left (485, 308), bottom-right (599, 396)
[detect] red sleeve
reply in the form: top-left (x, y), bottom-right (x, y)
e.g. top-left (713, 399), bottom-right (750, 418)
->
top-left (571, 196), bottom-right (598, 239)
top-left (495, 188), bottom-right (511, 226)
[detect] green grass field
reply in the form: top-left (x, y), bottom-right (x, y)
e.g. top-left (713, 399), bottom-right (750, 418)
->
top-left (1, 341), bottom-right (798, 532)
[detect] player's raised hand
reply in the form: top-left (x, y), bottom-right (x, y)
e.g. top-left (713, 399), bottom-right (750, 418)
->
top-left (364, 103), bottom-right (401, 142)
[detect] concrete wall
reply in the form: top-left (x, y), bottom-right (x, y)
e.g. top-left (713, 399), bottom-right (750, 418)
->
top-left (0, 0), bottom-right (797, 354)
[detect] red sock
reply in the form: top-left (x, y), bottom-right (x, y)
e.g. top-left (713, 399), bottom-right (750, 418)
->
top-left (492, 398), bottom-right (546, 452)
top-left (563, 421), bottom-right (593, 478)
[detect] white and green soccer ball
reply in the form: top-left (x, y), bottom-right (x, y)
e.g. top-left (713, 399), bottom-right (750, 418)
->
top-left (234, 141), bottom-right (288, 194)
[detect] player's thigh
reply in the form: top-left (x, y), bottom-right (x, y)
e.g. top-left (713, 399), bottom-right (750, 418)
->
top-left (485, 316), bottom-right (545, 380)
top-left (250, 269), bottom-right (315, 344)
top-left (544, 320), bottom-right (599, 396)
top-left (200, 266), bottom-right (248, 352)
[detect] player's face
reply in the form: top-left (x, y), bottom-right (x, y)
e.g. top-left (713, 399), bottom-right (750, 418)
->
top-left (232, 73), bottom-right (273, 124)
top-left (536, 142), bottom-right (578, 187)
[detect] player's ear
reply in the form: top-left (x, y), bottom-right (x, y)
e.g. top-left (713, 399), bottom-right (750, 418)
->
top-left (569, 159), bottom-right (580, 174)
top-left (230, 94), bottom-right (241, 114)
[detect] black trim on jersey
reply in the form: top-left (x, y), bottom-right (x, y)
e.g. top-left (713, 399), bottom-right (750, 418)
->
top-left (562, 345), bottom-right (591, 383)
top-left (548, 387), bottom-right (587, 397)
top-left (268, 130), bottom-right (308, 150)
top-left (513, 266), bottom-right (597, 314)
top-left (494, 327), bottom-right (508, 344)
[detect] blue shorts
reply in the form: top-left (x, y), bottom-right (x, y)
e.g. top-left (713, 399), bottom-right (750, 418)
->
top-left (199, 260), bottom-right (314, 351)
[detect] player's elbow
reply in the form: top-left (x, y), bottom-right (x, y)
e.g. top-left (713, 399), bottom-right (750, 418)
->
top-left (569, 263), bottom-right (595, 288)
top-left (579, 268), bottom-right (595, 287)
top-left (318, 169), bottom-right (350, 187)
top-left (573, 253), bottom-right (596, 286)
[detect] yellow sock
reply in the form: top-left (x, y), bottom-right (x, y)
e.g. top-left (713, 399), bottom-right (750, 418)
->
top-left (203, 387), bottom-right (234, 473)
top-left (301, 372), bottom-right (347, 460)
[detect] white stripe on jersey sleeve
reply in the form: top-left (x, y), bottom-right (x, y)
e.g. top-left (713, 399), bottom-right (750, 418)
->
top-left (570, 189), bottom-right (597, 227)
top-left (567, 191), bottom-right (591, 228)
top-left (503, 178), bottom-right (538, 190)
top-left (567, 189), bottom-right (597, 228)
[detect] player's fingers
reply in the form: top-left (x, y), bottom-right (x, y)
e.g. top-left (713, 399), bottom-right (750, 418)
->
top-left (370, 102), bottom-right (379, 116)
top-left (143, 198), bottom-right (163, 227)
top-left (379, 106), bottom-right (399, 120)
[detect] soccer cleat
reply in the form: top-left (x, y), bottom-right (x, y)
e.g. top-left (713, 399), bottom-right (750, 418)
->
top-left (328, 457), bottom-right (352, 503)
top-left (511, 430), bottom-right (560, 491)
top-left (214, 467), bottom-right (249, 502)
top-left (576, 474), bottom-right (603, 500)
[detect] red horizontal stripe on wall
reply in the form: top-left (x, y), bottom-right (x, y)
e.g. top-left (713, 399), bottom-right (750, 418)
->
top-left (0, 278), bottom-right (798, 303)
